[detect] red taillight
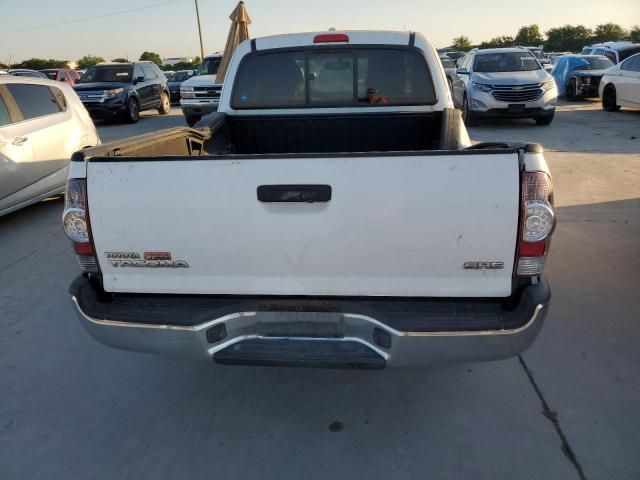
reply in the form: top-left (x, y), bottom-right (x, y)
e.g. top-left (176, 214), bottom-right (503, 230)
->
top-left (74, 242), bottom-right (94, 256)
top-left (314, 33), bottom-right (349, 43)
top-left (515, 171), bottom-right (555, 277)
top-left (62, 178), bottom-right (100, 273)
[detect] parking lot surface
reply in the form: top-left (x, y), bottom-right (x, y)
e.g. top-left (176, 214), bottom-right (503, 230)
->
top-left (1, 103), bottom-right (639, 479)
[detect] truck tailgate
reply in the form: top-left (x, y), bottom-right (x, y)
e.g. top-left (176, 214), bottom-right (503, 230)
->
top-left (86, 151), bottom-right (520, 297)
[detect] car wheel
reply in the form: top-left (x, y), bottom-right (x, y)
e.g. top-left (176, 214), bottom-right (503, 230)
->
top-left (185, 115), bottom-right (200, 127)
top-left (125, 98), bottom-right (140, 123)
top-left (566, 79), bottom-right (577, 101)
top-left (602, 85), bottom-right (620, 112)
top-left (462, 95), bottom-right (476, 127)
top-left (157, 92), bottom-right (171, 115)
top-left (534, 114), bottom-right (554, 126)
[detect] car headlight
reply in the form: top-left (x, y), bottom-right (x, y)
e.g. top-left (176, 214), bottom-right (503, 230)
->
top-left (541, 80), bottom-right (556, 92)
top-left (472, 82), bottom-right (493, 93)
top-left (181, 86), bottom-right (195, 98)
top-left (105, 88), bottom-right (123, 99)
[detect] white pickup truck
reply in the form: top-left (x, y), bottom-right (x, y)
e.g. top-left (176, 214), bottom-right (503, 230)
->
top-left (63, 31), bottom-right (554, 369)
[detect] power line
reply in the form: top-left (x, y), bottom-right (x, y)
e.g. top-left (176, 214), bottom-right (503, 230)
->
top-left (0, 0), bottom-right (180, 35)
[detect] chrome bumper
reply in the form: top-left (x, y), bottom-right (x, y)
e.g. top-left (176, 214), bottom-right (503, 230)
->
top-left (71, 295), bottom-right (548, 368)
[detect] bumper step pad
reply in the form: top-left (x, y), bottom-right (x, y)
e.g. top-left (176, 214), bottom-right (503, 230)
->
top-left (213, 339), bottom-right (385, 370)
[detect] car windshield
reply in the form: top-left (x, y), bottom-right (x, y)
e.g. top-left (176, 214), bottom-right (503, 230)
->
top-left (580, 57), bottom-right (615, 70)
top-left (474, 52), bottom-right (540, 72)
top-left (172, 71), bottom-right (192, 82)
top-left (440, 58), bottom-right (454, 68)
top-left (78, 66), bottom-right (132, 83)
top-left (198, 57), bottom-right (221, 75)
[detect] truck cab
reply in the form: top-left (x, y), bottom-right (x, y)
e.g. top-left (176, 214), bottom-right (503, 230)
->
top-left (179, 54), bottom-right (223, 126)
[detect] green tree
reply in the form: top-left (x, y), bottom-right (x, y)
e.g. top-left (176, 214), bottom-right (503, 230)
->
top-left (545, 25), bottom-right (593, 52)
top-left (592, 23), bottom-right (628, 43)
top-left (479, 36), bottom-right (515, 49)
top-left (0, 61), bottom-right (8, 69)
top-left (11, 58), bottom-right (68, 70)
top-left (111, 57), bottom-right (129, 63)
top-left (139, 51), bottom-right (162, 66)
top-left (77, 55), bottom-right (105, 69)
top-left (452, 36), bottom-right (473, 51)
top-left (630, 25), bottom-right (640, 43)
top-left (515, 25), bottom-right (544, 46)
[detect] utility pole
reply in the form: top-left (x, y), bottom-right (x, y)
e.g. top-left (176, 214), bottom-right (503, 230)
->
top-left (194, 0), bottom-right (205, 60)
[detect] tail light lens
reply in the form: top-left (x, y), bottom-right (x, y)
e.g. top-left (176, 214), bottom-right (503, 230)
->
top-left (62, 179), bottom-right (99, 273)
top-left (516, 172), bottom-right (555, 276)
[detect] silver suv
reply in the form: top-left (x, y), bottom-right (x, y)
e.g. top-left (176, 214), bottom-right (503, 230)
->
top-left (451, 47), bottom-right (558, 126)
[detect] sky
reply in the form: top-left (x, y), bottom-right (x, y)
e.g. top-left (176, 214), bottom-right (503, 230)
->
top-left (1, 0), bottom-right (639, 63)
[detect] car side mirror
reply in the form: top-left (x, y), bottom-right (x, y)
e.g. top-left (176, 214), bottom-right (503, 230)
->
top-left (456, 68), bottom-right (469, 75)
top-left (134, 76), bottom-right (145, 84)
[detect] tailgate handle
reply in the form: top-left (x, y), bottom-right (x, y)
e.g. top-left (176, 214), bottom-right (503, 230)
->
top-left (257, 185), bottom-right (332, 203)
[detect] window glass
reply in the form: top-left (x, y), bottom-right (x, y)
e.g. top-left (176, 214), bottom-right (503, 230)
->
top-left (198, 57), bottom-right (222, 75)
top-left (440, 57), bottom-right (454, 68)
top-left (231, 48), bottom-right (436, 109)
top-left (0, 95), bottom-right (11, 126)
top-left (133, 65), bottom-right (144, 81)
top-left (142, 65), bottom-right (157, 80)
top-left (78, 65), bottom-right (132, 83)
top-left (5, 84), bottom-right (63, 120)
top-left (474, 52), bottom-right (540, 72)
top-left (310, 52), bottom-right (353, 105)
top-left (232, 51), bottom-right (306, 108)
top-left (60, 71), bottom-right (68, 81)
top-left (603, 51), bottom-right (616, 64)
top-left (42, 70), bottom-right (58, 80)
top-left (357, 49), bottom-right (434, 105)
top-left (628, 56), bottom-right (640, 72)
top-left (581, 57), bottom-right (615, 70)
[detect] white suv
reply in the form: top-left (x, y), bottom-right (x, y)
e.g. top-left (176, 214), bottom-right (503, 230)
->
top-left (451, 47), bottom-right (558, 126)
top-left (0, 76), bottom-right (99, 216)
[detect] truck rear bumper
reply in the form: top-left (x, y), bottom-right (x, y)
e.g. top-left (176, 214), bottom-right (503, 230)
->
top-left (70, 276), bottom-right (550, 368)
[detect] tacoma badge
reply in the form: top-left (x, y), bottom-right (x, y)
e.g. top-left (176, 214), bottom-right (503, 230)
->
top-left (104, 251), bottom-right (189, 268)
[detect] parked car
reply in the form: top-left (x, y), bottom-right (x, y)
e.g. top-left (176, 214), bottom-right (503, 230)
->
top-left (581, 42), bottom-right (640, 64)
top-left (451, 47), bottom-right (557, 125)
top-left (0, 76), bottom-right (99, 216)
top-left (600, 53), bottom-right (640, 111)
top-left (8, 69), bottom-right (48, 79)
top-left (180, 54), bottom-right (222, 126)
top-left (521, 46), bottom-right (551, 69)
top-left (64, 31), bottom-right (554, 369)
top-left (551, 55), bottom-right (615, 100)
top-left (0, 70), bottom-right (8, 76)
top-left (439, 55), bottom-right (456, 89)
top-left (164, 71), bottom-right (175, 80)
top-left (167, 69), bottom-right (195, 103)
top-left (73, 61), bottom-right (170, 123)
top-left (444, 51), bottom-right (465, 66)
top-left (40, 68), bottom-right (81, 84)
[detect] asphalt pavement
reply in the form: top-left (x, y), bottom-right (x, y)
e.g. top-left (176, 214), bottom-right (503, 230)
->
top-left (1, 103), bottom-right (639, 480)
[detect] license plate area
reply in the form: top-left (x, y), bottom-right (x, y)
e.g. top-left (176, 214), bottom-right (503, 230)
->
top-left (257, 312), bottom-right (344, 338)
top-left (508, 104), bottom-right (526, 112)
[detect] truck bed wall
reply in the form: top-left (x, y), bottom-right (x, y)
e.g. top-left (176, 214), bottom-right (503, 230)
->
top-left (223, 113), bottom-right (442, 155)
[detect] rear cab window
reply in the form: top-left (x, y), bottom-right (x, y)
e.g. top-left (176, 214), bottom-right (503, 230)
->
top-left (231, 47), bottom-right (436, 109)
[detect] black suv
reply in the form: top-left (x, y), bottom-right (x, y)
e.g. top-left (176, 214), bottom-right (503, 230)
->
top-left (73, 62), bottom-right (170, 123)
